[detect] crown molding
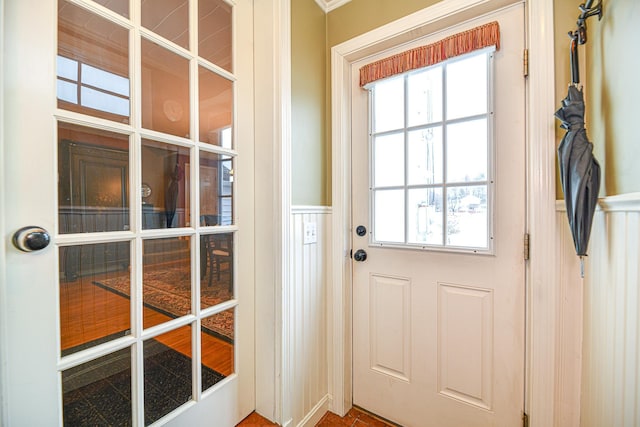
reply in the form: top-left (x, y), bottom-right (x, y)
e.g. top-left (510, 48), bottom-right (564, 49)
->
top-left (314, 0), bottom-right (352, 13)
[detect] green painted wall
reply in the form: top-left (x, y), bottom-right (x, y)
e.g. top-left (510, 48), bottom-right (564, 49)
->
top-left (324, 0), bottom-right (441, 206)
top-left (549, 0), bottom-right (638, 198)
top-left (290, 0), bottom-right (593, 204)
top-left (327, 0), bottom-right (440, 47)
top-left (291, 0), bottom-right (439, 206)
top-left (585, 0), bottom-right (640, 196)
top-left (291, 0), bottom-right (328, 206)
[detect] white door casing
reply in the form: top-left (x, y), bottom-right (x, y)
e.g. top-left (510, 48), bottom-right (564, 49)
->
top-left (350, 5), bottom-right (525, 426)
top-left (1, 0), bottom-right (255, 425)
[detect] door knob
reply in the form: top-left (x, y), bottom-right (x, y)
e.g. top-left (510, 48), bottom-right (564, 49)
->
top-left (12, 226), bottom-right (51, 252)
top-left (353, 249), bottom-right (367, 262)
top-left (356, 225), bottom-right (367, 236)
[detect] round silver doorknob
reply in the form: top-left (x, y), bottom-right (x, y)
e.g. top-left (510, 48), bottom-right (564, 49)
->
top-left (12, 226), bottom-right (51, 252)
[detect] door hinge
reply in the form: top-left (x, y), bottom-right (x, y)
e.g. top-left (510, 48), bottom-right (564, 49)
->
top-left (523, 48), bottom-right (529, 77)
top-left (524, 233), bottom-right (530, 261)
top-left (523, 412), bottom-right (529, 427)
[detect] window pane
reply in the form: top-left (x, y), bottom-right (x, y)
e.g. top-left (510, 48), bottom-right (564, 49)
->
top-left (408, 66), bottom-right (443, 126)
top-left (374, 133), bottom-right (404, 187)
top-left (58, 123), bottom-right (129, 234)
top-left (142, 0), bottom-right (189, 49)
top-left (374, 190), bottom-right (404, 243)
top-left (446, 119), bottom-right (487, 183)
top-left (82, 63), bottom-right (130, 96)
top-left (220, 127), bottom-right (232, 149)
top-left (200, 232), bottom-right (234, 306)
top-left (57, 55), bottom-right (78, 80)
top-left (141, 38), bottom-right (190, 138)
top-left (81, 86), bottom-right (130, 116)
top-left (408, 127), bottom-right (443, 185)
top-left (202, 308), bottom-right (235, 392)
top-left (446, 53), bottom-right (488, 120)
top-left (58, 0), bottom-right (129, 122)
top-left (200, 151), bottom-right (234, 226)
top-left (58, 79), bottom-right (78, 104)
top-left (408, 188), bottom-right (443, 245)
top-left (368, 50), bottom-right (492, 251)
top-left (199, 66), bottom-right (233, 146)
top-left (144, 327), bottom-right (192, 424)
top-left (373, 76), bottom-right (404, 133)
top-left (63, 348), bottom-right (132, 426)
top-left (59, 242), bottom-right (131, 356)
top-left (446, 185), bottom-right (488, 248)
top-left (143, 238), bottom-right (192, 330)
top-left (141, 139), bottom-right (190, 229)
top-left (199, 0), bottom-right (233, 72)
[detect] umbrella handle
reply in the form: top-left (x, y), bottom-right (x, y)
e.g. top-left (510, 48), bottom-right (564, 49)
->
top-left (567, 0), bottom-right (603, 85)
top-left (570, 36), bottom-right (580, 85)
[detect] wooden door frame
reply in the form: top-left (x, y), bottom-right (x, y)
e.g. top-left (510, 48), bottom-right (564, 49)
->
top-left (330, 0), bottom-right (561, 425)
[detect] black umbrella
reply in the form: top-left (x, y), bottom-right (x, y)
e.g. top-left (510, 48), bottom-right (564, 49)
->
top-left (555, 0), bottom-right (602, 277)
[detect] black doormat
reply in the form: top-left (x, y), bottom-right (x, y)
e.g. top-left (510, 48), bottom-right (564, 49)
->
top-left (63, 340), bottom-right (225, 426)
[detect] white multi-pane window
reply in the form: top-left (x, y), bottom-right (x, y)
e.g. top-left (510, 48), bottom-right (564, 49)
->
top-left (368, 48), bottom-right (494, 252)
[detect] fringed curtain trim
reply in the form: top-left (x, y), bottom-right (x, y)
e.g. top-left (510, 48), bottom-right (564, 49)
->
top-left (359, 21), bottom-right (500, 87)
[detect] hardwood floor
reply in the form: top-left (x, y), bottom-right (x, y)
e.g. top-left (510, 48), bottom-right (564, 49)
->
top-left (236, 408), bottom-right (397, 427)
top-left (59, 272), bottom-right (233, 376)
top-left (315, 408), bottom-right (397, 427)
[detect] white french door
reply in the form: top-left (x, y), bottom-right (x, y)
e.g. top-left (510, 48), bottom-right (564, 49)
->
top-left (351, 4), bottom-right (526, 426)
top-left (1, 0), bottom-right (254, 425)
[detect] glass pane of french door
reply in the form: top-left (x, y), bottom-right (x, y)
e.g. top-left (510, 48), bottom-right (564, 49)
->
top-left (56, 0), bottom-right (237, 424)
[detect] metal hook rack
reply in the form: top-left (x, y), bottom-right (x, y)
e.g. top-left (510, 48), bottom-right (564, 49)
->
top-left (568, 0), bottom-right (603, 85)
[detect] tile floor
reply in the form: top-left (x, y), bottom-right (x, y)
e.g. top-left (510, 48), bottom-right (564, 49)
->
top-left (237, 407), bottom-right (396, 427)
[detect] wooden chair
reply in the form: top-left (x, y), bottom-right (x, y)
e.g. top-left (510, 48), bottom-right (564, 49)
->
top-left (209, 234), bottom-right (233, 291)
top-left (200, 215), bottom-right (233, 291)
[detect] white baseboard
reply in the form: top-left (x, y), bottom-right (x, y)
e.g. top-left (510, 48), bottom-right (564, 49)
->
top-left (296, 394), bottom-right (330, 427)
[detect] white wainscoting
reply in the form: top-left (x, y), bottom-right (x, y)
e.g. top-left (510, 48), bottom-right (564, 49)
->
top-left (577, 194), bottom-right (640, 427)
top-left (288, 199), bottom-right (639, 427)
top-left (290, 206), bottom-right (332, 427)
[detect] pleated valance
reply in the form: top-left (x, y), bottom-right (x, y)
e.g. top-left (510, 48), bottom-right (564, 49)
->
top-left (359, 21), bottom-right (500, 87)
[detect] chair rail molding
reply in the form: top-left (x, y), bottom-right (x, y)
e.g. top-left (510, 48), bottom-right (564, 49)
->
top-left (291, 205), bottom-right (332, 215)
top-left (330, 0), bottom-right (560, 424)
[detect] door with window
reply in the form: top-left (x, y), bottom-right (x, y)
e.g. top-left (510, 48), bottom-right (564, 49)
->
top-left (2, 0), bottom-right (254, 425)
top-left (352, 5), bottom-right (525, 426)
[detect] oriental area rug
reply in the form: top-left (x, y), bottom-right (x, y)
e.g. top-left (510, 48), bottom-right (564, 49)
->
top-left (93, 266), bottom-right (234, 342)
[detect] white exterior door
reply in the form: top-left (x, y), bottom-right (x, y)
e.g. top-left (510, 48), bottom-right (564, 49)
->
top-left (352, 5), bottom-right (525, 426)
top-left (1, 0), bottom-right (254, 425)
